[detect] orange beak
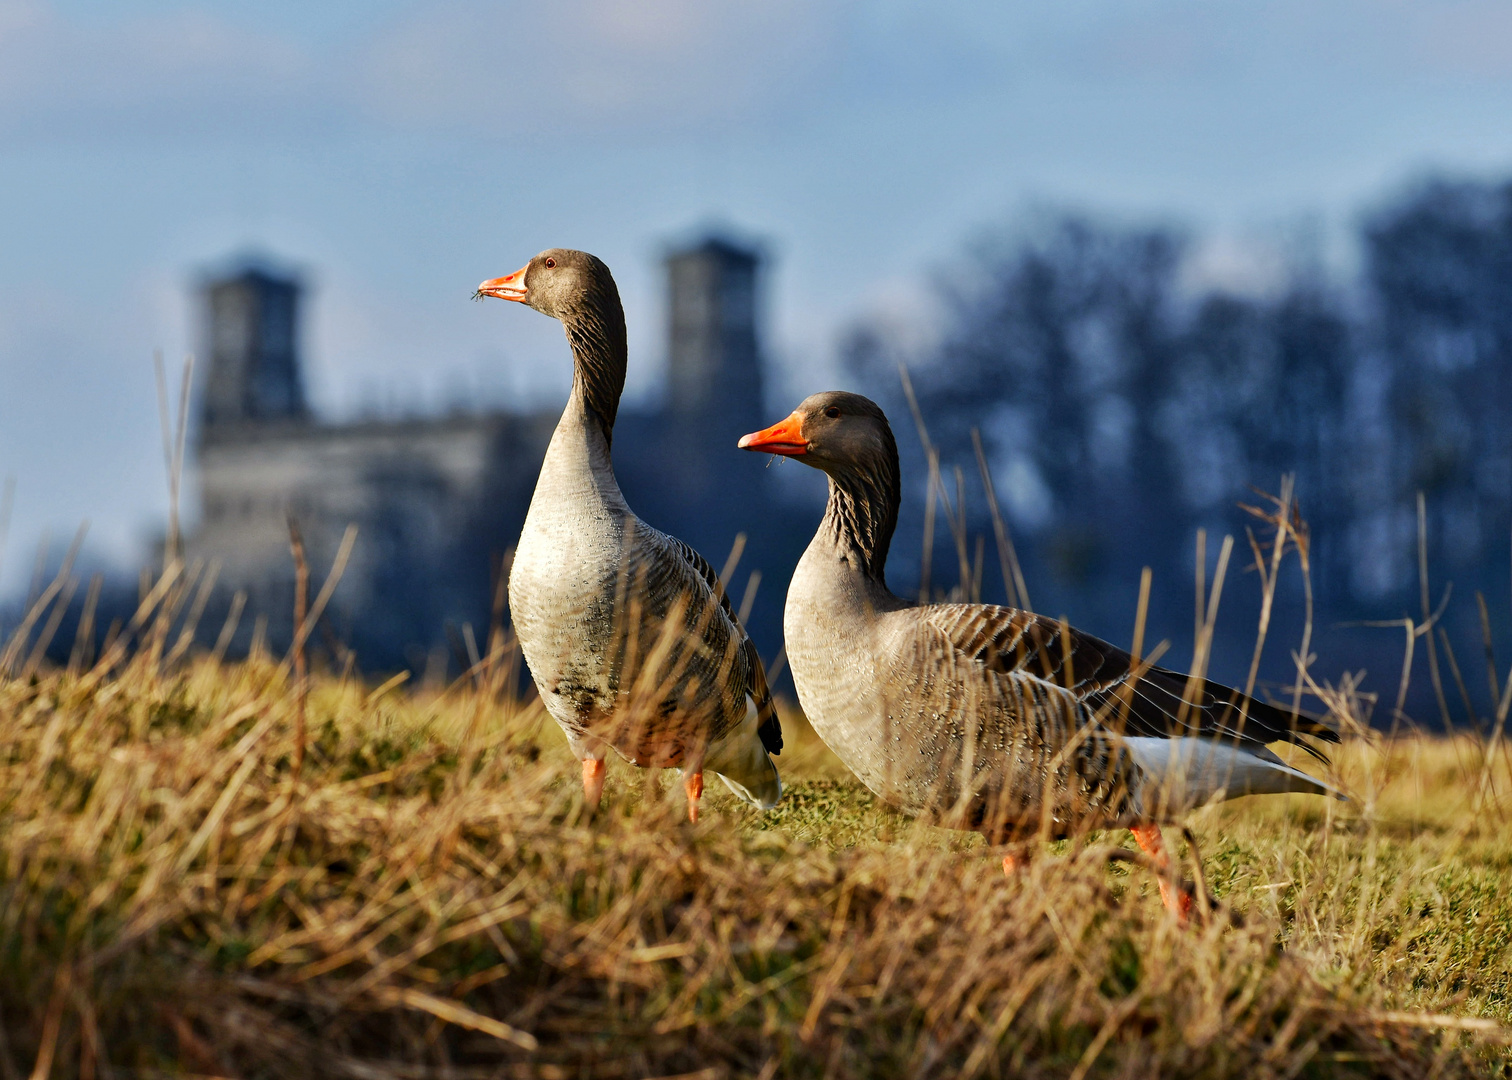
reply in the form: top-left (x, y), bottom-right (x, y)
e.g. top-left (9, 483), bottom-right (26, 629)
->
top-left (475, 262), bottom-right (529, 302)
top-left (738, 412), bottom-right (808, 456)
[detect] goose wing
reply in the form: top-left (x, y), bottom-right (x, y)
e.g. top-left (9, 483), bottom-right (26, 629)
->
top-left (663, 534), bottom-right (783, 755)
top-left (920, 605), bottom-right (1338, 761)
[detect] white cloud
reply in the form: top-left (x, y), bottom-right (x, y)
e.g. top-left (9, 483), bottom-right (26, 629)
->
top-left (1414, 1), bottom-right (1512, 79)
top-left (0, 0), bottom-right (866, 140)
top-left (1064, 0), bottom-right (1512, 88)
top-left (3, 0), bottom-right (1511, 148)
top-left (0, 1), bottom-right (325, 138)
top-left (353, 0), bottom-right (853, 135)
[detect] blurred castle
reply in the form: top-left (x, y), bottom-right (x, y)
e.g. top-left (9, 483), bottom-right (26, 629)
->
top-left (188, 237), bottom-right (801, 672)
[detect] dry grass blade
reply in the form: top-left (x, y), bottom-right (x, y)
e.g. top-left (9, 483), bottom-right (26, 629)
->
top-left (898, 364), bottom-right (940, 601)
top-left (1176, 533), bottom-right (1232, 729)
top-left (1235, 475), bottom-right (1295, 734)
top-left (292, 523), bottom-right (360, 657)
top-left (75, 559), bottom-right (183, 690)
top-left (211, 589), bottom-right (247, 665)
top-left (153, 351), bottom-right (194, 570)
top-left (1419, 493), bottom-right (1457, 737)
top-left (369, 988), bottom-right (538, 1050)
top-left (0, 522), bottom-right (88, 677)
top-left (66, 573), bottom-right (103, 676)
top-left (20, 574), bottom-right (78, 682)
top-left (1478, 591), bottom-right (1501, 711)
top-left (1367, 1012), bottom-right (1509, 1036)
top-left (288, 515), bottom-right (311, 778)
top-left (971, 427), bottom-right (1030, 611)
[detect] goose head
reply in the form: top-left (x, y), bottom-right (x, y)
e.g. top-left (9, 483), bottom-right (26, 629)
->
top-left (475, 248), bottom-right (627, 435)
top-left (740, 391), bottom-right (901, 579)
top-left (738, 391), bottom-right (896, 477)
top-left (475, 248), bottom-right (613, 322)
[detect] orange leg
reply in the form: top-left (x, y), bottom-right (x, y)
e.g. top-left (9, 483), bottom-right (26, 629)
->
top-left (684, 771), bottom-right (704, 823)
top-left (1002, 848), bottom-right (1027, 877)
top-left (581, 758), bottom-right (606, 810)
top-left (1130, 823), bottom-right (1194, 922)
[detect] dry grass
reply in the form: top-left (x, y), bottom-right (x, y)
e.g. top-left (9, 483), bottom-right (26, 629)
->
top-left (2, 646), bottom-right (1511, 1079)
top-left (3, 420), bottom-right (1509, 1075)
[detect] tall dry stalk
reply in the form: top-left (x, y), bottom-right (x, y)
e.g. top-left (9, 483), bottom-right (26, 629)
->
top-left (1418, 493), bottom-right (1457, 736)
top-left (0, 523), bottom-right (86, 678)
top-left (1237, 476), bottom-right (1296, 722)
top-left (281, 519), bottom-right (358, 777)
top-left (66, 573), bottom-right (102, 675)
top-left (971, 427), bottom-right (1031, 611)
top-left (153, 352), bottom-right (194, 571)
top-left (142, 353), bottom-right (196, 675)
top-left (287, 516), bottom-right (311, 778)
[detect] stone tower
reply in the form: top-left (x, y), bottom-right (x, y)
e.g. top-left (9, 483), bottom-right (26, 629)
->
top-left (665, 236), bottom-right (765, 442)
top-left (201, 264), bottom-right (307, 429)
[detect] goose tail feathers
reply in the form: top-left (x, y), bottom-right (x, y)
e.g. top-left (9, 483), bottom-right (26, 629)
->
top-left (1124, 735), bottom-right (1345, 817)
top-left (706, 696), bottom-right (783, 810)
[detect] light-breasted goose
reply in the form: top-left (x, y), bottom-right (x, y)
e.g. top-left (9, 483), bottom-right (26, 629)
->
top-left (476, 250), bottom-right (781, 820)
top-left (740, 391), bottom-right (1340, 914)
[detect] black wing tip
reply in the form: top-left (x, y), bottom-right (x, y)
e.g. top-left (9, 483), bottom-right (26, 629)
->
top-left (1304, 721), bottom-right (1343, 744)
top-left (1139, 668), bottom-right (1347, 762)
top-left (1244, 700), bottom-right (1342, 765)
top-left (758, 714), bottom-right (783, 755)
top-left (1254, 698), bottom-right (1344, 744)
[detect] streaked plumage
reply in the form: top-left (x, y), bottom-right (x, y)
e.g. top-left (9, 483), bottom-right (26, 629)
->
top-left (741, 391), bottom-right (1339, 909)
top-left (477, 249), bottom-right (781, 817)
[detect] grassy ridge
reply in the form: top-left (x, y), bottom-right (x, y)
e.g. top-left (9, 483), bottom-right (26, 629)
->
top-left (2, 654), bottom-right (1511, 1078)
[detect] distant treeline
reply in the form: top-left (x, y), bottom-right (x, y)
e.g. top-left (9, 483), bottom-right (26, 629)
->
top-left (843, 176), bottom-right (1512, 730)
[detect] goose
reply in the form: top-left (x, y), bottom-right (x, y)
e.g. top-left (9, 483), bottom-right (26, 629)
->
top-left (476, 250), bottom-right (781, 821)
top-left (739, 391), bottom-right (1340, 915)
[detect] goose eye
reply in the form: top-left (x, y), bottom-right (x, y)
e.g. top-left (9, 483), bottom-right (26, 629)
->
top-left (544, 257), bottom-right (556, 268)
top-left (824, 406), bottom-right (841, 419)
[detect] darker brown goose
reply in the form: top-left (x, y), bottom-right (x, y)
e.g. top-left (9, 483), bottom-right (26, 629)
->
top-left (741, 390), bottom-right (1341, 915)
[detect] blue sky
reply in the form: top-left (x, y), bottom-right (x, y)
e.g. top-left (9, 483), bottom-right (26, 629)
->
top-left (3, 0), bottom-right (1512, 591)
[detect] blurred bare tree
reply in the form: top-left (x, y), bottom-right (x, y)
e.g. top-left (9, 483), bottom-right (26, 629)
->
top-left (1362, 179), bottom-right (1512, 596)
top-left (842, 186), bottom-right (1511, 723)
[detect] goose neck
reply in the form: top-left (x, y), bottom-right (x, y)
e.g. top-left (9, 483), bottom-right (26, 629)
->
top-left (561, 291), bottom-right (627, 448)
top-left (821, 464), bottom-right (900, 584)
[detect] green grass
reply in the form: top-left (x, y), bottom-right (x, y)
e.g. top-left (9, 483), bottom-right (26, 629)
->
top-left (3, 649), bottom-right (1512, 1078)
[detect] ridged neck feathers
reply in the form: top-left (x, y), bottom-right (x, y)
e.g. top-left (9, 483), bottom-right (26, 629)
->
top-left (820, 439), bottom-right (901, 584)
top-left (560, 275), bottom-right (627, 449)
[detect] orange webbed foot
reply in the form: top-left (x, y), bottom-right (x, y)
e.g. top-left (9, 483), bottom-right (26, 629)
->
top-left (1130, 823), bottom-right (1197, 923)
top-left (684, 771), bottom-right (704, 823)
top-left (582, 758), bottom-right (606, 811)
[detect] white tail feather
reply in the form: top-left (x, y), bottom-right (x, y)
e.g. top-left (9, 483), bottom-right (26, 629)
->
top-left (1123, 736), bottom-right (1342, 816)
top-left (705, 696), bottom-right (782, 809)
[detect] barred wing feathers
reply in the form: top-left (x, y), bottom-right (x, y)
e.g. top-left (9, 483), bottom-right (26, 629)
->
top-left (663, 533), bottom-right (783, 755)
top-left (920, 605), bottom-right (1339, 761)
